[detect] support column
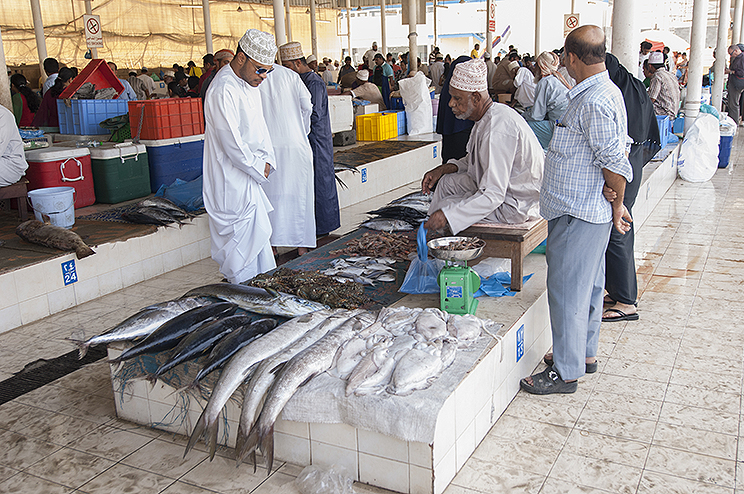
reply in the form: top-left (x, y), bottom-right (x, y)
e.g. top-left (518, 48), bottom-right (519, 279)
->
top-left (684, 0), bottom-right (707, 132)
top-left (202, 0), bottom-right (213, 54)
top-left (29, 0), bottom-right (48, 84)
top-left (285, 0), bottom-right (293, 42)
top-left (273, 0), bottom-right (287, 49)
top-left (408, 0), bottom-right (418, 73)
top-left (534, 0), bottom-right (541, 56)
top-left (734, 0), bottom-right (743, 43)
top-left (433, 0), bottom-right (437, 48)
top-left (310, 0), bottom-right (318, 59)
top-left (381, 0), bottom-right (387, 57)
top-left (84, 0), bottom-right (98, 59)
top-left (346, 0), bottom-right (352, 60)
top-left (712, 0), bottom-right (731, 111)
top-left (0, 28), bottom-right (11, 112)
top-left (610, 0), bottom-right (639, 80)
top-left (486, 0), bottom-right (492, 57)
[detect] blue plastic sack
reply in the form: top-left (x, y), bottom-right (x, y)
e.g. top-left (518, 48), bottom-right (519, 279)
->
top-left (474, 272), bottom-right (533, 298)
top-left (154, 175), bottom-right (204, 212)
top-left (399, 224), bottom-right (442, 294)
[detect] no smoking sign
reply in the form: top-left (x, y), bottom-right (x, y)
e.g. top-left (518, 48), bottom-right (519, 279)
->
top-left (564, 13), bottom-right (580, 37)
top-left (83, 14), bottom-right (103, 48)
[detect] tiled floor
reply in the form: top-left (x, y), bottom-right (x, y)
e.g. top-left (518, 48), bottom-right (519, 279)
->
top-left (0, 133), bottom-right (742, 493)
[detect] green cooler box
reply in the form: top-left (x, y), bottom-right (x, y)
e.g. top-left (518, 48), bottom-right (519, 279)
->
top-left (88, 143), bottom-right (151, 203)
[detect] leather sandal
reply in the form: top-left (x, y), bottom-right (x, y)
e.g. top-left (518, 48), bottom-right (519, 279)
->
top-left (520, 367), bottom-right (577, 395)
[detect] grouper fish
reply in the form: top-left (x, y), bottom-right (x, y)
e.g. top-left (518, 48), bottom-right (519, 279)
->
top-left (70, 297), bottom-right (214, 358)
top-left (183, 284), bottom-right (329, 318)
top-left (184, 309), bottom-right (335, 460)
top-left (243, 310), bottom-right (378, 475)
top-left (109, 302), bottom-right (237, 364)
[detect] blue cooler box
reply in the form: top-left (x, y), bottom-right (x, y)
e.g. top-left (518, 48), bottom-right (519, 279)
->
top-left (140, 134), bottom-right (204, 192)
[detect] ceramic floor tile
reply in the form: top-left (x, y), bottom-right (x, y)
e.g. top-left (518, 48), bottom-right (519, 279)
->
top-left (23, 447), bottom-right (116, 490)
top-left (449, 455), bottom-right (545, 494)
top-left (0, 430), bottom-right (62, 471)
top-left (549, 451), bottom-right (642, 494)
top-left (487, 414), bottom-right (571, 451)
top-left (65, 423), bottom-right (154, 461)
top-left (574, 407), bottom-right (657, 443)
top-left (77, 462), bottom-right (175, 493)
top-left (637, 470), bottom-right (734, 494)
top-left (644, 444), bottom-right (736, 488)
top-left (178, 453), bottom-right (269, 493)
top-left (658, 401), bottom-right (739, 436)
top-left (664, 383), bottom-right (740, 415)
top-left (119, 437), bottom-right (206, 479)
top-left (159, 480), bottom-right (221, 493)
top-left (651, 422), bottom-right (737, 460)
top-left (539, 477), bottom-right (616, 493)
top-left (591, 373), bottom-right (668, 402)
top-left (503, 394), bottom-right (582, 429)
top-left (668, 366), bottom-right (742, 395)
top-left (470, 433), bottom-right (561, 476)
top-left (600, 358), bottom-right (673, 384)
top-left (15, 411), bottom-right (102, 447)
top-left (562, 429), bottom-right (649, 468)
top-left (0, 471), bottom-right (74, 494)
top-left (584, 389), bottom-right (663, 421)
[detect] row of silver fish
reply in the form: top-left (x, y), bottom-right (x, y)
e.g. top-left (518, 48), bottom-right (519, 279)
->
top-left (361, 190), bottom-right (433, 232)
top-left (322, 256), bottom-right (397, 285)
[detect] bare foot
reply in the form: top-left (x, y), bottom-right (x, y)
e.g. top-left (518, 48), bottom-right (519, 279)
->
top-left (297, 247), bottom-right (309, 256)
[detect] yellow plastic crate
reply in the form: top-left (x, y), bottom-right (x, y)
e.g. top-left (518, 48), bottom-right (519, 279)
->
top-left (355, 112), bottom-right (398, 141)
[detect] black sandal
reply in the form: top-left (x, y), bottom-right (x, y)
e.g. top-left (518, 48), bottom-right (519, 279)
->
top-left (520, 367), bottom-right (577, 395)
top-left (543, 354), bottom-right (598, 374)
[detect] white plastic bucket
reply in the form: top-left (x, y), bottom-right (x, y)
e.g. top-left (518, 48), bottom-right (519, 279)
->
top-left (27, 186), bottom-right (76, 229)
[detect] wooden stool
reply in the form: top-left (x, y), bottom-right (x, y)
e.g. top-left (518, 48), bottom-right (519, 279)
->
top-left (0, 178), bottom-right (29, 221)
top-left (461, 218), bottom-right (548, 291)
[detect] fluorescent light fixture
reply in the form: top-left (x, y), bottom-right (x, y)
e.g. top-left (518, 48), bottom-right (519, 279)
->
top-left (180, 4), bottom-right (203, 7)
top-left (260, 16), bottom-right (274, 20)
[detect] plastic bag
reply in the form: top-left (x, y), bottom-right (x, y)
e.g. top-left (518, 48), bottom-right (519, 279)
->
top-left (471, 257), bottom-right (511, 278)
top-left (720, 115), bottom-right (737, 137)
top-left (474, 272), bottom-right (534, 297)
top-left (295, 464), bottom-right (355, 494)
top-left (677, 113), bottom-right (719, 183)
top-left (399, 224), bottom-right (443, 294)
top-left (398, 72), bottom-right (433, 136)
top-left (154, 175), bottom-right (204, 211)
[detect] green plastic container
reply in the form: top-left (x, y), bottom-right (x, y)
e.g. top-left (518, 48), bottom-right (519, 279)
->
top-left (88, 143), bottom-right (151, 203)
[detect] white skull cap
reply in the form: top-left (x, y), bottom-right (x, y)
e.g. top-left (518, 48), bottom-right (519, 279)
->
top-left (450, 59), bottom-right (488, 92)
top-left (239, 29), bottom-right (277, 66)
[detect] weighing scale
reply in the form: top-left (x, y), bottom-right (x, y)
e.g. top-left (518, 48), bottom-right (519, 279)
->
top-left (427, 236), bottom-right (485, 315)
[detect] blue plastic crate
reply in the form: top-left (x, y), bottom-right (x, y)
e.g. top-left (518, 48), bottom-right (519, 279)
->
top-left (656, 115), bottom-right (672, 147)
top-left (382, 110), bottom-right (406, 136)
top-left (389, 97), bottom-right (404, 110)
top-left (719, 135), bottom-right (733, 168)
top-left (673, 117), bottom-right (684, 134)
top-left (56, 99), bottom-right (129, 135)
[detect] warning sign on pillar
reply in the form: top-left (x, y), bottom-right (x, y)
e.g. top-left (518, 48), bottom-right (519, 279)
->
top-left (564, 13), bottom-right (580, 38)
top-left (84, 14), bottom-right (103, 49)
top-left (488, 3), bottom-right (496, 33)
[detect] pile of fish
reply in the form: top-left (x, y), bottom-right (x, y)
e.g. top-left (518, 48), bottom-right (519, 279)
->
top-left (330, 231), bottom-right (415, 261)
top-left (16, 220), bottom-right (95, 259)
top-left (121, 197), bottom-right (195, 227)
top-left (245, 267), bottom-right (370, 309)
top-left (322, 256), bottom-right (397, 285)
top-left (361, 190), bottom-right (432, 232)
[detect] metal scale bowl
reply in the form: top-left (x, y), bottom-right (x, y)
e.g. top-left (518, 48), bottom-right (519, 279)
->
top-left (427, 236), bottom-right (485, 315)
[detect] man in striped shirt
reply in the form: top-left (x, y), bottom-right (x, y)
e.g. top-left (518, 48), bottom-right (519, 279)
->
top-left (521, 25), bottom-right (633, 395)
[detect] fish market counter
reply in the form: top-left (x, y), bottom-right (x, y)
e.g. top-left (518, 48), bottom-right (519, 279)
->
top-left (109, 253), bottom-right (549, 494)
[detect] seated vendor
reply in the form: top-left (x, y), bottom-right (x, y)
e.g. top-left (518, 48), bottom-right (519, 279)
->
top-left (0, 105), bottom-right (29, 187)
top-left (343, 69), bottom-right (386, 109)
top-left (422, 59), bottom-right (544, 235)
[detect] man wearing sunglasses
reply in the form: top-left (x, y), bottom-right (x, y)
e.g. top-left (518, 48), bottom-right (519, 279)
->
top-left (202, 29), bottom-right (279, 284)
top-left (280, 42), bottom-right (341, 239)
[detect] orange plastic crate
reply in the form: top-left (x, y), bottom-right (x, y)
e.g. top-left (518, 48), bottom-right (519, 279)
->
top-left (355, 112), bottom-right (397, 141)
top-left (128, 98), bottom-right (204, 140)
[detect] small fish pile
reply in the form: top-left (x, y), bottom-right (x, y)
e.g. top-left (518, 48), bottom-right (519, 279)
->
top-left (181, 306), bottom-right (496, 476)
top-left (441, 237), bottom-right (485, 251)
top-left (330, 231), bottom-right (415, 261)
top-left (322, 256), bottom-right (397, 285)
top-left (245, 268), bottom-right (370, 309)
top-left (121, 197), bottom-right (194, 228)
top-left (361, 190), bottom-right (432, 232)
top-left (15, 220), bottom-right (95, 259)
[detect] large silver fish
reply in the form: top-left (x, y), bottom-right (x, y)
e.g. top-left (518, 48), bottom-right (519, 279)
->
top-left (235, 309), bottom-right (360, 464)
top-left (244, 311), bottom-right (377, 475)
top-left (387, 339), bottom-right (457, 396)
top-left (184, 310), bottom-right (334, 460)
top-left (69, 297), bottom-right (213, 358)
top-left (183, 284), bottom-right (329, 317)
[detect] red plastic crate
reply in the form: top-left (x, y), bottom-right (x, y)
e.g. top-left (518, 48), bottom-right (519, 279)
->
top-left (128, 98), bottom-right (205, 140)
top-left (59, 59), bottom-right (124, 99)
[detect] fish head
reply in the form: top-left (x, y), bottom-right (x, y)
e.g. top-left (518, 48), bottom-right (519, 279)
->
top-left (277, 295), bottom-right (329, 316)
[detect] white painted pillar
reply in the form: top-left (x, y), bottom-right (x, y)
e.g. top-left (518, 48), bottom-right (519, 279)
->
top-left (84, 0), bottom-right (98, 58)
top-left (310, 0), bottom-right (318, 59)
top-left (684, 0), bottom-right (707, 132)
top-left (29, 0), bottom-right (48, 84)
top-left (381, 0), bottom-right (387, 57)
top-left (346, 0), bottom-right (352, 60)
top-left (408, 0), bottom-right (418, 73)
top-left (433, 0), bottom-right (437, 48)
top-left (202, 0), bottom-right (213, 54)
top-left (0, 28), bottom-right (11, 112)
top-left (534, 0), bottom-right (541, 56)
top-left (285, 0), bottom-right (293, 42)
top-left (486, 0), bottom-right (492, 57)
top-left (610, 0), bottom-right (639, 80)
top-left (734, 0), bottom-right (743, 43)
top-left (712, 0), bottom-right (731, 111)
top-left (273, 0), bottom-right (287, 49)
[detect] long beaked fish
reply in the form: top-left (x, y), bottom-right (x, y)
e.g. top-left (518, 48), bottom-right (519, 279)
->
top-left (137, 197), bottom-right (195, 218)
top-left (184, 310), bottom-right (335, 460)
top-left (109, 302), bottom-right (238, 364)
top-left (244, 311), bottom-right (377, 475)
top-left (69, 297), bottom-right (214, 358)
top-left (235, 309), bottom-right (359, 464)
top-left (183, 284), bottom-right (329, 317)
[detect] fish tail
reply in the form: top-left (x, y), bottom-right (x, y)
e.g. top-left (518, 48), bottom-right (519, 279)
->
top-left (250, 450), bottom-right (257, 473)
top-left (145, 373), bottom-right (158, 388)
top-left (235, 422), bottom-right (246, 466)
top-left (184, 408), bottom-right (208, 458)
top-left (67, 338), bottom-right (89, 359)
top-left (237, 426), bottom-right (260, 467)
top-left (75, 245), bottom-right (96, 259)
top-left (260, 424), bottom-right (274, 475)
top-left (207, 414), bottom-right (220, 461)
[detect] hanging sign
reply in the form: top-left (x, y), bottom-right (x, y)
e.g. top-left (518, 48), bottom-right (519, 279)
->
top-left (84, 14), bottom-right (103, 49)
top-left (564, 13), bottom-right (580, 38)
top-left (488, 2), bottom-right (496, 33)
